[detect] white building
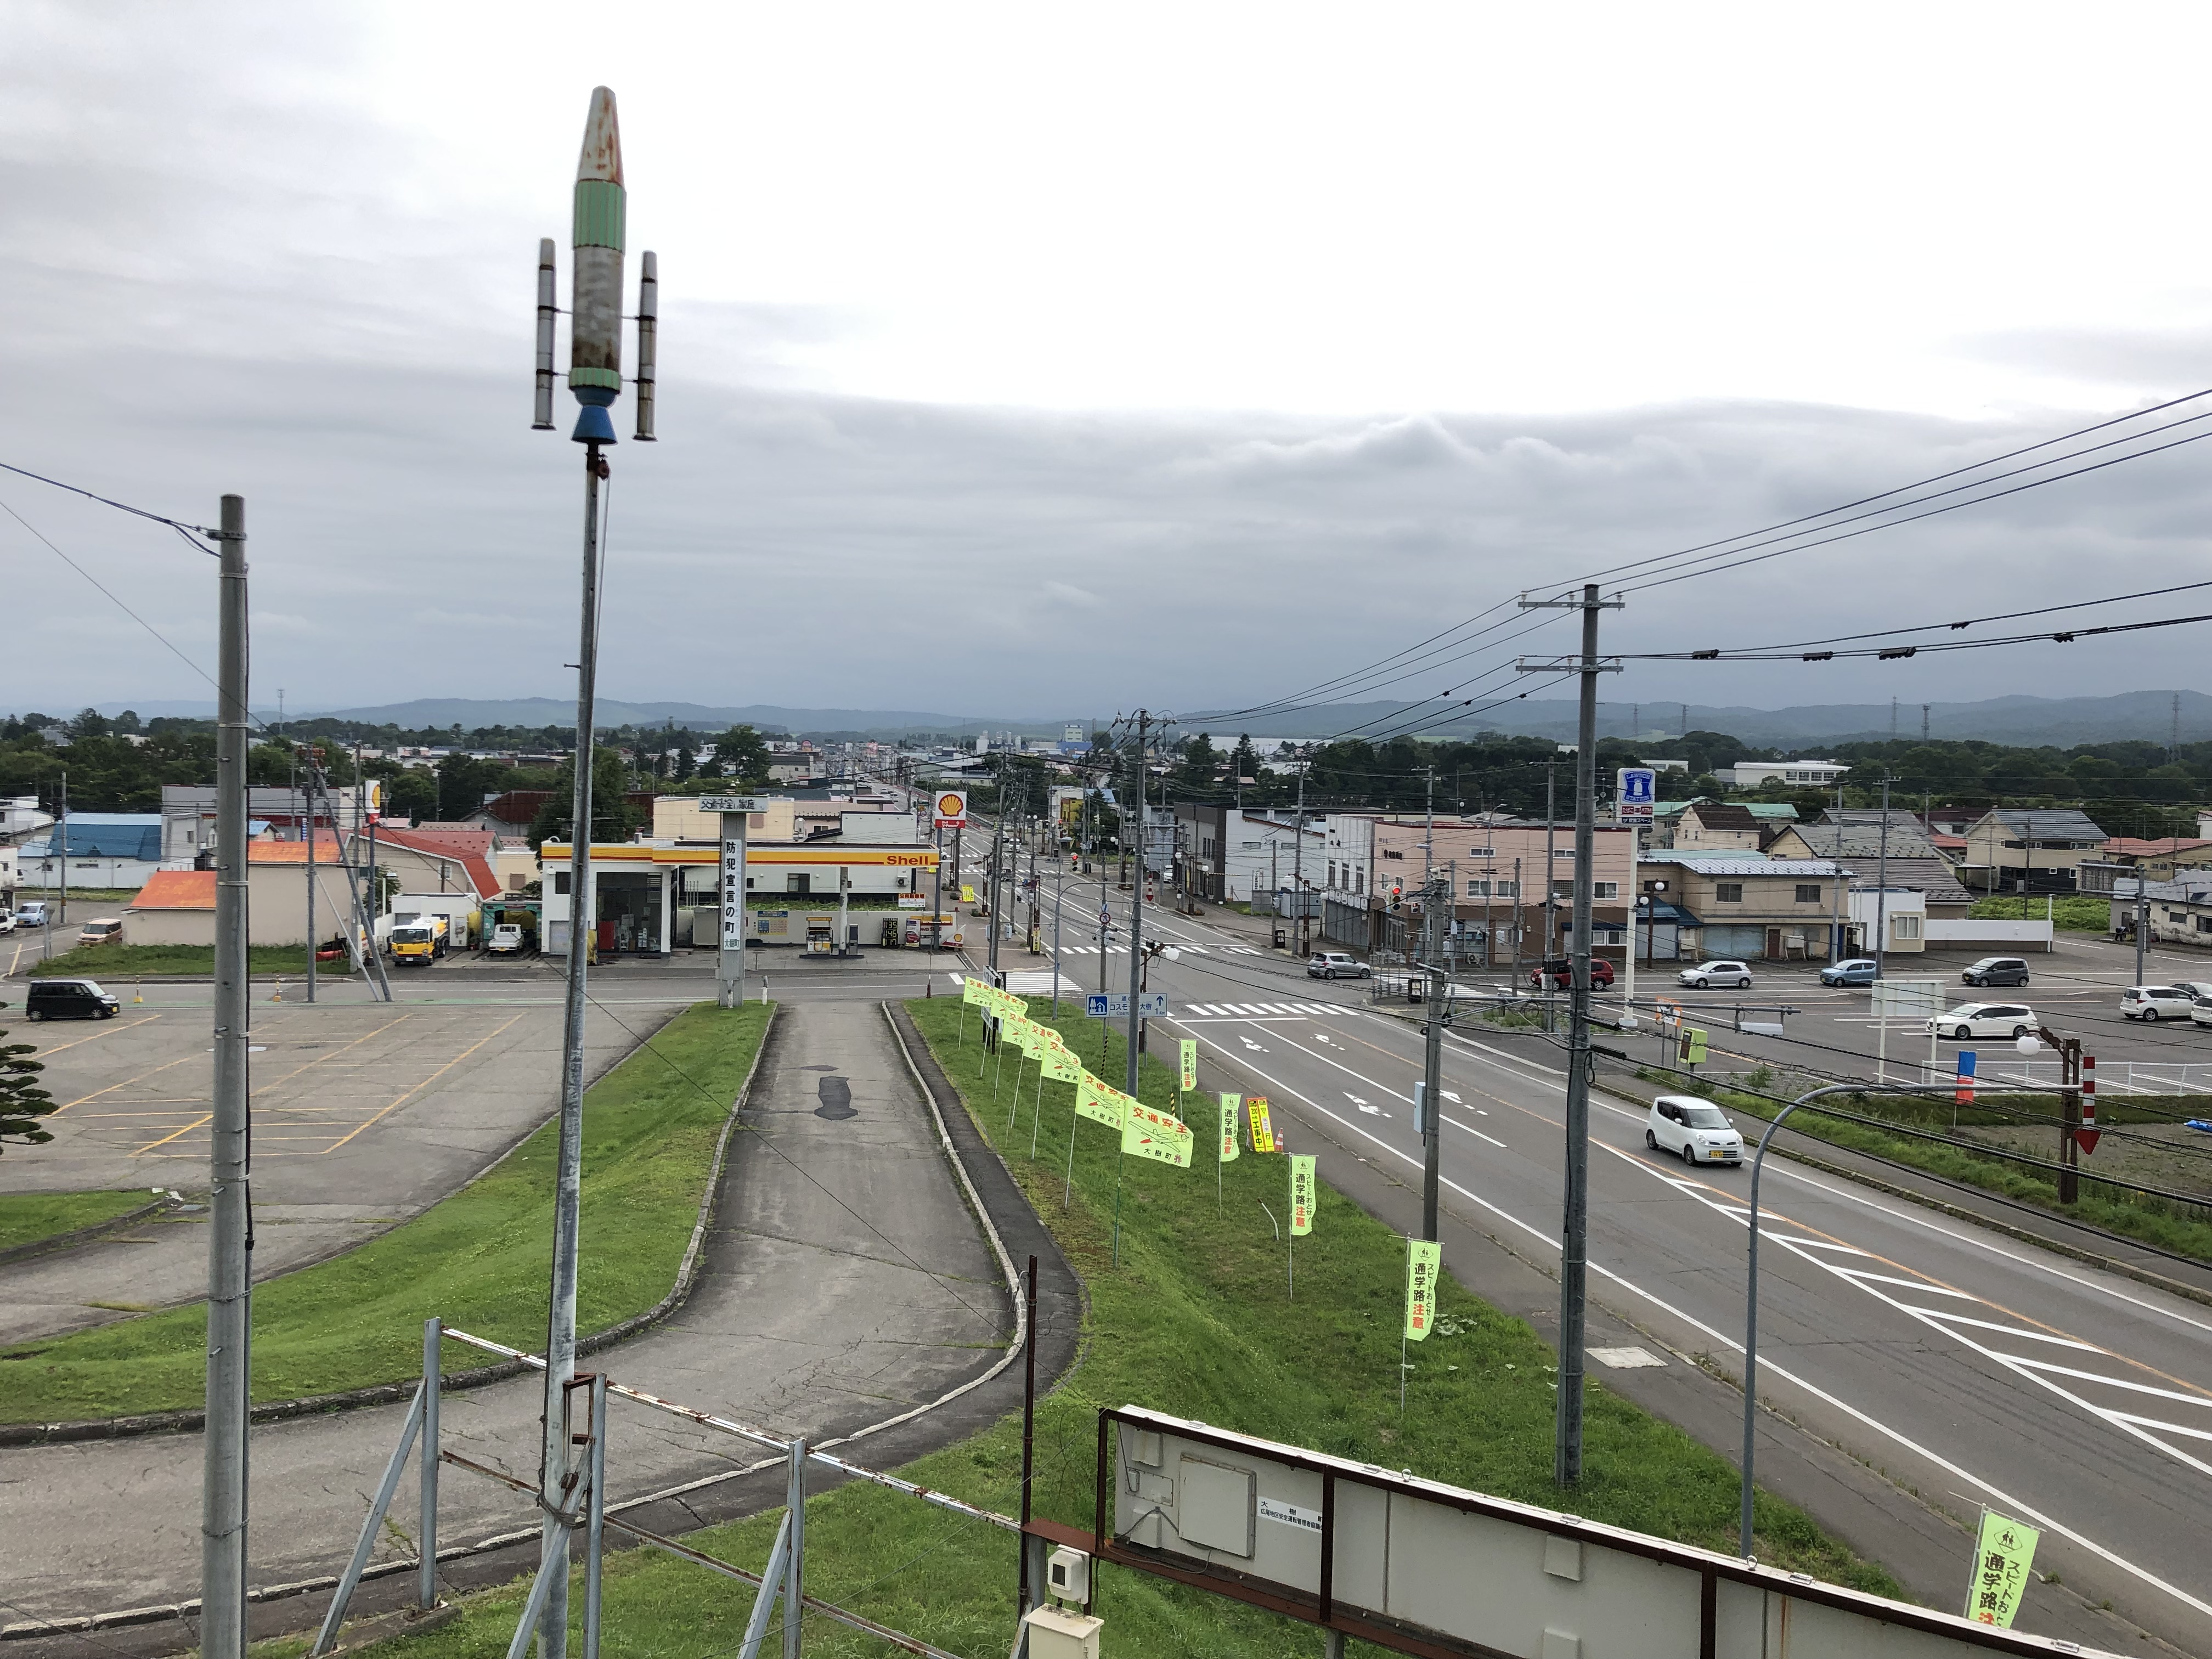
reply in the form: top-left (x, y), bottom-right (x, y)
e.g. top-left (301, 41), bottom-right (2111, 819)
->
top-left (1715, 760), bottom-right (1852, 788)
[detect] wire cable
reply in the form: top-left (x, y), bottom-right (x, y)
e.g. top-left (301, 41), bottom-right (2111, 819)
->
top-left (1664, 579), bottom-right (2212, 658)
top-left (0, 458), bottom-right (218, 543)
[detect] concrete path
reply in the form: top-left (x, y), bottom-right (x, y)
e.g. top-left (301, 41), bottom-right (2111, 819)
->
top-left (0, 997), bottom-right (1036, 1635)
top-left (0, 1001), bottom-right (641, 1346)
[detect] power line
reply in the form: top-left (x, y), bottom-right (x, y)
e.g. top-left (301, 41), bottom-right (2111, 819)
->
top-left (1665, 579), bottom-right (2212, 658)
top-left (0, 457), bottom-right (218, 544)
top-left (1631, 610), bottom-right (2212, 663)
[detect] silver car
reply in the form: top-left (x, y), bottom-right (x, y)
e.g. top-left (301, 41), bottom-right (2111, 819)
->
top-left (1679, 960), bottom-right (1753, 990)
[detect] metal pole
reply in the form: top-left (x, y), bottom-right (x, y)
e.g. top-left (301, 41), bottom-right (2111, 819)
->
top-left (1293, 760), bottom-right (1308, 957)
top-left (201, 494), bottom-right (252, 1659)
top-left (421, 1318), bottom-right (442, 1608)
top-left (1556, 584), bottom-right (1600, 1488)
top-left (1018, 1256), bottom-right (1039, 1616)
top-left (1741, 1085), bottom-right (1864, 1558)
top-left (304, 766), bottom-right (317, 1003)
top-left (2135, 882), bottom-right (2147, 985)
top-left (541, 439), bottom-right (606, 1657)
top-left (1544, 761), bottom-right (1558, 1030)
top-left (1126, 714), bottom-right (1149, 1097)
top-left (583, 1374), bottom-right (608, 1659)
top-left (784, 1436), bottom-right (807, 1659)
top-left (1420, 875), bottom-right (1444, 1242)
top-left (1873, 776), bottom-right (1891, 977)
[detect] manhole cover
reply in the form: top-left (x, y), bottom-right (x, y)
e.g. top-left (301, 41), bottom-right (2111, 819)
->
top-left (813, 1075), bottom-right (856, 1120)
top-left (1589, 1346), bottom-right (1666, 1369)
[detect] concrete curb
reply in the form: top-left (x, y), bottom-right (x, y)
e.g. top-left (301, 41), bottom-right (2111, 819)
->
top-left (0, 1195), bottom-right (178, 1269)
top-left (0, 1004), bottom-right (777, 1449)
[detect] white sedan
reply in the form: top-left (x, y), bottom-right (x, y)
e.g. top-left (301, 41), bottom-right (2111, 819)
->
top-left (1925, 1002), bottom-right (2039, 1041)
top-left (1678, 960), bottom-right (1753, 990)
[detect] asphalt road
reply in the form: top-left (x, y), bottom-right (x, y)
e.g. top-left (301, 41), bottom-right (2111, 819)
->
top-left (1034, 868), bottom-right (2212, 1656)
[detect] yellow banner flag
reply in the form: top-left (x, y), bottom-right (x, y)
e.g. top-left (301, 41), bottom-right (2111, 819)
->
top-left (1075, 1071), bottom-right (1125, 1129)
top-left (1404, 1239), bottom-right (1442, 1341)
top-left (1289, 1155), bottom-right (1316, 1235)
top-left (1217, 1094), bottom-right (1240, 1163)
top-left (1043, 1048), bottom-right (1082, 1082)
top-left (1123, 1098), bottom-right (1195, 1167)
top-left (961, 885), bottom-right (976, 902)
top-left (1967, 1511), bottom-right (2040, 1627)
top-left (1247, 1096), bottom-right (1277, 1154)
top-left (1178, 1038), bottom-right (1197, 1092)
top-left (961, 977), bottom-right (986, 1006)
top-left (1011, 1018), bottom-right (1044, 1057)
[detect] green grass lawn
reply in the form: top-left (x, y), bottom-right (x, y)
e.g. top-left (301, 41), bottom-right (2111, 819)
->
top-left (0, 1002), bottom-right (770, 1423)
top-left (25, 943), bottom-right (332, 978)
top-left (0, 1190), bottom-right (153, 1254)
top-left (1967, 893), bottom-right (2109, 933)
top-left (299, 996), bottom-right (1894, 1659)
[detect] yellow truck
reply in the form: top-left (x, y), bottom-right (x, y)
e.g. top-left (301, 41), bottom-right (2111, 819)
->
top-left (387, 913), bottom-right (450, 966)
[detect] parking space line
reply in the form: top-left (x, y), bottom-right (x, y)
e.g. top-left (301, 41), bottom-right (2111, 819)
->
top-left (320, 1014), bottom-right (525, 1152)
top-left (23, 1014), bottom-right (165, 1055)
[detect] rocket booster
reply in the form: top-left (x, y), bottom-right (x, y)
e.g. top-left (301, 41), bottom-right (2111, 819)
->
top-left (568, 86), bottom-right (625, 409)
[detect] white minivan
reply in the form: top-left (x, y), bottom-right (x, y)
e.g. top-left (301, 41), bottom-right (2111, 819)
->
top-left (1646, 1096), bottom-right (1745, 1165)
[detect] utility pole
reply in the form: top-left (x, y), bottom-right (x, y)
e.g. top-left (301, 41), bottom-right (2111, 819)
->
top-left (1517, 583), bottom-right (1622, 1490)
top-left (988, 757), bottom-right (1004, 982)
top-left (304, 759), bottom-right (317, 1003)
top-left (1420, 872), bottom-right (1445, 1241)
top-left (1123, 714), bottom-right (1154, 1090)
top-left (200, 494), bottom-right (251, 1659)
top-left (1293, 758), bottom-right (1310, 956)
top-left (1874, 776), bottom-right (1892, 977)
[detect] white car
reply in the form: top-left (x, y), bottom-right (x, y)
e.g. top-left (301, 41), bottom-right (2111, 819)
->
top-left (1307, 951), bottom-right (1372, 980)
top-left (2121, 986), bottom-right (2196, 1022)
top-left (1646, 1096), bottom-right (1745, 1165)
top-left (0, 912), bottom-right (15, 935)
top-left (1678, 960), bottom-right (1753, 990)
top-left (1925, 1002), bottom-right (2039, 1041)
top-left (2193, 997), bottom-right (2212, 1031)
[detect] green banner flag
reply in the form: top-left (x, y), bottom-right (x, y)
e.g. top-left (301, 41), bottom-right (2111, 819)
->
top-left (1178, 1038), bottom-right (1198, 1091)
top-left (1122, 1098), bottom-right (1195, 1167)
top-left (1076, 1071), bottom-right (1125, 1129)
top-left (1966, 1511), bottom-right (2039, 1627)
top-left (1217, 1094), bottom-right (1240, 1163)
top-left (1043, 1048), bottom-right (1082, 1082)
top-left (1404, 1239), bottom-right (1442, 1341)
top-left (961, 977), bottom-right (985, 1006)
top-left (1289, 1155), bottom-right (1316, 1235)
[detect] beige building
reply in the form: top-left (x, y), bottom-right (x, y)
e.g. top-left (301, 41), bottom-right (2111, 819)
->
top-left (1674, 802), bottom-right (1765, 852)
top-left (123, 838), bottom-right (357, 946)
top-left (1640, 854), bottom-right (1847, 961)
top-left (1958, 808), bottom-right (2107, 891)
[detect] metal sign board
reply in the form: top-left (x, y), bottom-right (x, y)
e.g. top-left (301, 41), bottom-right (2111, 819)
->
top-left (1616, 768), bottom-right (1656, 823)
top-left (1086, 992), bottom-right (1128, 1018)
top-left (933, 789), bottom-right (968, 828)
top-left (699, 796), bottom-right (766, 813)
top-left (1871, 977), bottom-right (1944, 1022)
top-left (1087, 1406), bottom-right (2072, 1659)
top-left (1139, 991), bottom-right (1169, 1018)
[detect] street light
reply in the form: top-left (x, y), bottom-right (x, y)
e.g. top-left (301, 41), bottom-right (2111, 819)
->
top-left (1740, 1081), bottom-right (1951, 1559)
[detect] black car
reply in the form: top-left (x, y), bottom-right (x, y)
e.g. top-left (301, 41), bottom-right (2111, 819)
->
top-left (1961, 956), bottom-right (2031, 989)
top-left (25, 978), bottom-right (121, 1020)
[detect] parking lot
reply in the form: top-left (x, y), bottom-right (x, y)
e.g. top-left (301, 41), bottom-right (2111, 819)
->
top-left (0, 988), bottom-right (653, 1345)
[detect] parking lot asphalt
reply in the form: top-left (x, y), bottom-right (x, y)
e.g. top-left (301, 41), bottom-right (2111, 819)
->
top-left (0, 997), bottom-right (646, 1346)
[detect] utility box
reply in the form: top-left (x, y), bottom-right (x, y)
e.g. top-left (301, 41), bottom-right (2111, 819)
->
top-left (1045, 1545), bottom-right (1091, 1604)
top-left (1021, 1605), bottom-right (1102, 1659)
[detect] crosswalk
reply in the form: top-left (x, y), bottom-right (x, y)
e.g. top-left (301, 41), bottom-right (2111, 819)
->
top-left (1052, 943), bottom-right (1265, 957)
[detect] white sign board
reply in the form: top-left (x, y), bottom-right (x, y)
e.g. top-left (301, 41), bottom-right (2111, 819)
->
top-left (1616, 767), bottom-right (1656, 823)
top-left (720, 833), bottom-right (747, 950)
top-left (1871, 977), bottom-right (1944, 1022)
top-left (698, 796), bottom-right (766, 813)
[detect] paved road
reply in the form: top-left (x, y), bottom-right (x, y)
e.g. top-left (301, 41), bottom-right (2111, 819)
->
top-left (1018, 869), bottom-right (2212, 1656)
top-left (0, 998), bottom-right (1013, 1631)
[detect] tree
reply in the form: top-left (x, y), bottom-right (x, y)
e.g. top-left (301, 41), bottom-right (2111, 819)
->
top-left (378, 766), bottom-right (439, 823)
top-left (70, 707), bottom-right (110, 739)
top-left (0, 1019), bottom-right (54, 1154)
top-left (674, 743), bottom-right (696, 782)
top-left (709, 725), bottom-right (770, 787)
top-left (112, 709), bottom-right (143, 736)
top-left (1172, 733), bottom-right (1220, 797)
top-left (436, 753), bottom-right (506, 820)
top-left (1229, 733), bottom-right (1259, 785)
top-left (528, 747), bottom-right (642, 849)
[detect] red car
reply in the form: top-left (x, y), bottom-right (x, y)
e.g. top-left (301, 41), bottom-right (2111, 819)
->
top-left (1528, 958), bottom-right (1614, 989)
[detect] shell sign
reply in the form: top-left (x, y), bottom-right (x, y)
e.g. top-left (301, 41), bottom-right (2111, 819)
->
top-left (933, 791), bottom-right (968, 828)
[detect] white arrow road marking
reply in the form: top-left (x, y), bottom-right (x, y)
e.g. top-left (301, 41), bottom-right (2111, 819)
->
top-left (1240, 1035), bottom-right (1268, 1052)
top-left (1346, 1093), bottom-right (1385, 1115)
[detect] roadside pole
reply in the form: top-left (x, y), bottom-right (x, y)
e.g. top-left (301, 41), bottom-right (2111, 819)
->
top-left (201, 493), bottom-right (251, 1659)
top-left (710, 799), bottom-right (758, 1007)
top-left (2136, 883), bottom-right (2148, 984)
top-left (1123, 712), bottom-right (1153, 1097)
top-left (1874, 774), bottom-right (1893, 977)
top-left (1543, 761), bottom-right (1557, 1030)
top-left (1517, 583), bottom-right (1622, 1489)
top-left (1420, 874), bottom-right (1445, 1242)
top-left (304, 764), bottom-right (317, 1003)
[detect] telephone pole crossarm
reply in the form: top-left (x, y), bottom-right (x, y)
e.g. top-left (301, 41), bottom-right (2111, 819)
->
top-left (1515, 658), bottom-right (1624, 674)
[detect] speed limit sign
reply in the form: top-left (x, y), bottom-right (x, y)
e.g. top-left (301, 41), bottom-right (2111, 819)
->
top-left (933, 790), bottom-right (968, 829)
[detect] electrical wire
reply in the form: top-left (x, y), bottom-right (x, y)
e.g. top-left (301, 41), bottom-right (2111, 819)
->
top-left (1667, 579), bottom-right (2212, 658)
top-left (0, 458), bottom-right (218, 543)
top-left (1627, 610), bottom-right (2212, 663)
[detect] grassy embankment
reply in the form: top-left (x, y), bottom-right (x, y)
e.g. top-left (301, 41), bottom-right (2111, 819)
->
top-left (0, 1190), bottom-right (152, 1254)
top-left (289, 994), bottom-right (1895, 1659)
top-left (1637, 1065), bottom-right (2212, 1262)
top-left (25, 943), bottom-right (328, 978)
top-left (1967, 893), bottom-right (2109, 933)
top-left (0, 1002), bottom-right (770, 1423)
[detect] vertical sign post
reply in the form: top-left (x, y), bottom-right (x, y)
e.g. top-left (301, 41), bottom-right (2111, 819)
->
top-left (703, 797), bottom-right (763, 1009)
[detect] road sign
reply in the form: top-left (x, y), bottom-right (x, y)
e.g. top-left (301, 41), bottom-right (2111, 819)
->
top-left (699, 795), bottom-right (766, 813)
top-left (1616, 768), bottom-right (1656, 823)
top-left (1086, 992), bottom-right (1128, 1018)
top-left (933, 790), bottom-right (968, 828)
top-left (1099, 907), bottom-right (1112, 928)
top-left (1139, 991), bottom-right (1168, 1018)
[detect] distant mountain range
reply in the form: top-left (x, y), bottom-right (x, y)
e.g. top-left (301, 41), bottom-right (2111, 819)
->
top-left (47, 689), bottom-right (2212, 751)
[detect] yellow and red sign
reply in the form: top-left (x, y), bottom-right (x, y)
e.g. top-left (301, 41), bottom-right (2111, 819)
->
top-left (1247, 1096), bottom-right (1277, 1154)
top-left (934, 791), bottom-right (968, 828)
top-left (1123, 1099), bottom-right (1194, 1167)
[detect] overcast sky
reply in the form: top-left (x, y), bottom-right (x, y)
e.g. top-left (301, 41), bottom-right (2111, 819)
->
top-left (5, 2), bottom-right (2211, 729)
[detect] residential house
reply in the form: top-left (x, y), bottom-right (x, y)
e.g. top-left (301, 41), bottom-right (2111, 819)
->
top-left (20, 815), bottom-right (166, 892)
top-left (1957, 808), bottom-right (2109, 893)
top-left (1767, 821), bottom-right (1972, 920)
top-left (1675, 802), bottom-right (1766, 852)
top-left (2097, 837), bottom-right (2212, 884)
top-left (1638, 853), bottom-right (1847, 961)
top-left (2106, 876), bottom-right (2212, 951)
top-left (123, 836), bottom-right (353, 947)
top-left (0, 796), bottom-right (54, 845)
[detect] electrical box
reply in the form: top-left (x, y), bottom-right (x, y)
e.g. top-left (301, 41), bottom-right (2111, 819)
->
top-left (1022, 1604), bottom-right (1102, 1659)
top-left (1045, 1545), bottom-right (1091, 1604)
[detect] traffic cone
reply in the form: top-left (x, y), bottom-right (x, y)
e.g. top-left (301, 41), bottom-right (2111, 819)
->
top-left (272, 977), bottom-right (284, 1003)
top-left (132, 979), bottom-right (143, 1005)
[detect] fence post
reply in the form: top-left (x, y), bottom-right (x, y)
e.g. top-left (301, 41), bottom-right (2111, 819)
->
top-left (583, 1373), bottom-right (608, 1659)
top-left (420, 1318), bottom-right (441, 1609)
top-left (785, 1437), bottom-right (807, 1659)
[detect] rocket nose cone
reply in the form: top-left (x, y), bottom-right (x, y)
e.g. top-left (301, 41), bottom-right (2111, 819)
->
top-left (577, 86), bottom-right (623, 185)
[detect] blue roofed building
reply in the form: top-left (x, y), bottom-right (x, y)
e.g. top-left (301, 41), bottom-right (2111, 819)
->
top-left (20, 814), bottom-right (167, 893)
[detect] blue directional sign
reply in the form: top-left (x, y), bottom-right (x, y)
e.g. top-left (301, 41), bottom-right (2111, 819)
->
top-left (1086, 992), bottom-right (1126, 1018)
top-left (1616, 766), bottom-right (1657, 823)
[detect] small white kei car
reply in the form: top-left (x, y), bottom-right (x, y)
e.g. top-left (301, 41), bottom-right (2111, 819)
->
top-left (1646, 1095), bottom-right (1746, 1165)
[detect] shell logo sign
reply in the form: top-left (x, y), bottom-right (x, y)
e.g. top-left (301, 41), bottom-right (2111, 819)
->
top-left (933, 791), bottom-right (968, 828)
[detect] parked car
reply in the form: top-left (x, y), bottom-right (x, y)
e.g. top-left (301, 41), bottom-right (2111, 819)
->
top-left (1926, 1002), bottom-right (2039, 1040)
top-left (1646, 1096), bottom-right (1745, 1165)
top-left (14, 901), bottom-right (49, 929)
top-left (25, 978), bottom-right (120, 1020)
top-left (1679, 960), bottom-right (1753, 990)
top-left (1307, 951), bottom-right (1371, 980)
top-left (2192, 997), bottom-right (2212, 1031)
top-left (487, 922), bottom-right (528, 956)
top-left (0, 912), bottom-right (15, 935)
top-left (1961, 956), bottom-right (2031, 988)
top-left (77, 917), bottom-right (123, 949)
top-left (2169, 980), bottom-right (2212, 1002)
top-left (2121, 985), bottom-right (2197, 1022)
top-left (1529, 957), bottom-right (1615, 989)
top-left (1819, 958), bottom-right (1878, 987)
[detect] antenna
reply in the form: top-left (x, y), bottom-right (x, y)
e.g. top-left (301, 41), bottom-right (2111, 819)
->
top-left (634, 250), bottom-right (658, 441)
top-left (533, 238), bottom-right (558, 430)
